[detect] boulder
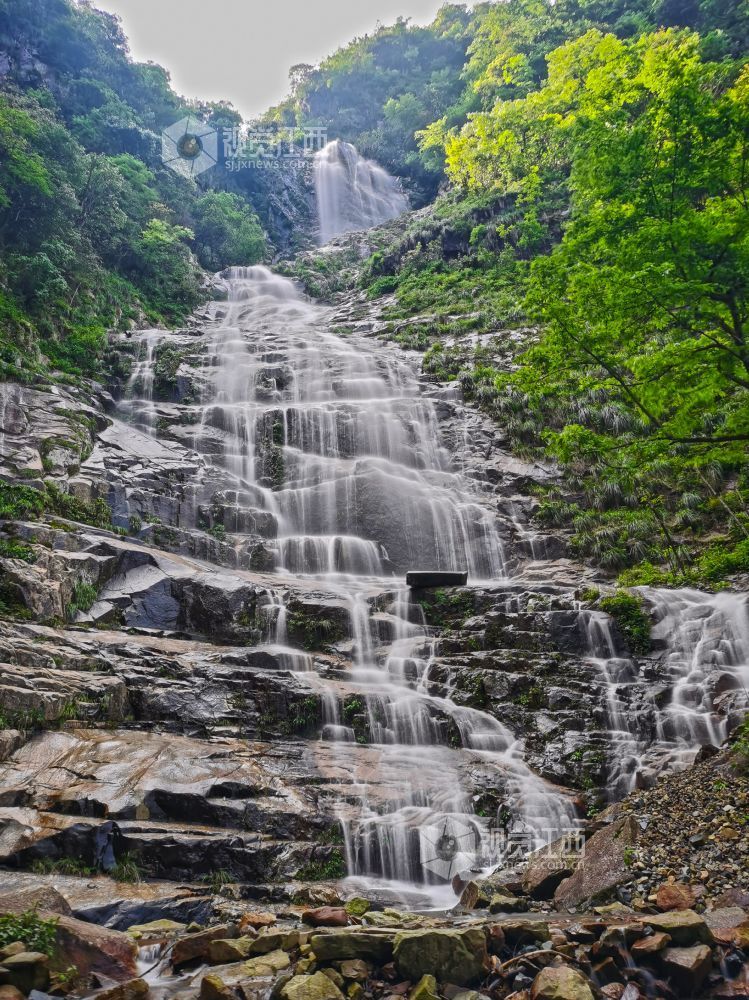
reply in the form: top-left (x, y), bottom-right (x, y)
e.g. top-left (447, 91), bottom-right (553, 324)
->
top-left (53, 914), bottom-right (138, 983)
top-left (644, 910), bottom-right (714, 946)
top-left (409, 975), bottom-right (439, 1000)
top-left (310, 931), bottom-right (394, 964)
top-left (248, 929), bottom-right (298, 954)
top-left (343, 899), bottom-right (370, 918)
top-left (554, 818), bottom-right (638, 909)
top-left (0, 952), bottom-right (49, 994)
top-left (94, 979), bottom-right (150, 1000)
top-left (282, 972), bottom-right (346, 1000)
top-left (488, 893), bottom-right (523, 914)
top-left (660, 944), bottom-right (713, 995)
top-left (172, 925), bottom-right (237, 966)
top-left (208, 937), bottom-right (255, 964)
top-left (241, 949), bottom-right (290, 977)
top-left (200, 973), bottom-right (235, 1000)
top-left (302, 907), bottom-right (349, 928)
top-left (530, 966), bottom-right (596, 1000)
top-left (0, 888), bottom-right (72, 917)
top-left (0, 987), bottom-right (23, 1000)
top-left (393, 928), bottom-right (488, 986)
top-left (630, 932), bottom-right (671, 957)
top-left (522, 836), bottom-right (576, 900)
top-left (339, 960), bottom-right (369, 982)
top-left (655, 883), bottom-right (697, 912)
top-left (497, 920), bottom-right (550, 946)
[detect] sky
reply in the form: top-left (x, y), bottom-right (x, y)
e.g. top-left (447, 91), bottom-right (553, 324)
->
top-left (93, 0), bottom-right (448, 119)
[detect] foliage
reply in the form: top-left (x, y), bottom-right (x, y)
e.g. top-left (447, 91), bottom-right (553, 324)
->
top-left (295, 850), bottom-right (346, 881)
top-left (0, 910), bottom-right (58, 956)
top-left (599, 591), bottom-right (652, 656)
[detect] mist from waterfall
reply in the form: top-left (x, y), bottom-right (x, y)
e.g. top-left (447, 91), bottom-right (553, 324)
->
top-left (314, 140), bottom-right (408, 244)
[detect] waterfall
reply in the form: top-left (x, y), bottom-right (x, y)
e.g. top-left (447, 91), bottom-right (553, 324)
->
top-left (119, 263), bottom-right (582, 908)
top-left (314, 140), bottom-right (408, 244)
top-left (580, 588), bottom-right (749, 799)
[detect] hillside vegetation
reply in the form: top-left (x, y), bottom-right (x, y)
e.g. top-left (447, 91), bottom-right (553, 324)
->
top-left (1, 0), bottom-right (748, 586)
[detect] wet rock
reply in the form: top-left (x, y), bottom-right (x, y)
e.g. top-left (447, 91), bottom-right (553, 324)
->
top-left (240, 912), bottom-right (277, 930)
top-left (655, 882), bottom-right (697, 911)
top-left (126, 918), bottom-right (186, 940)
top-left (344, 899), bottom-right (370, 918)
top-left (310, 931), bottom-right (394, 964)
top-left (0, 952), bottom-right (49, 994)
top-left (630, 932), bottom-right (671, 957)
top-left (248, 929), bottom-right (299, 954)
top-left (200, 973), bottom-right (235, 1000)
top-left (172, 925), bottom-right (237, 966)
top-left (522, 837), bottom-right (576, 900)
top-left (282, 972), bottom-right (346, 1000)
top-left (338, 960), bottom-right (369, 982)
top-left (660, 943), bottom-right (713, 994)
top-left (241, 949), bottom-right (290, 976)
top-left (529, 966), bottom-right (596, 1000)
top-left (409, 975), bottom-right (438, 1000)
top-left (393, 928), bottom-right (488, 986)
top-left (303, 907), bottom-right (349, 928)
top-left (94, 979), bottom-right (150, 1000)
top-left (49, 914), bottom-right (138, 983)
top-left (208, 937), bottom-right (256, 963)
top-left (488, 893), bottom-right (523, 914)
top-left (643, 909), bottom-right (714, 946)
top-left (554, 818), bottom-right (638, 909)
top-left (497, 920), bottom-right (550, 946)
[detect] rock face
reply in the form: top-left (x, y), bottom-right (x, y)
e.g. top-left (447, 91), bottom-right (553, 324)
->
top-left (554, 817), bottom-right (639, 909)
top-left (393, 928), bottom-right (488, 985)
top-left (0, 259), bottom-right (747, 1000)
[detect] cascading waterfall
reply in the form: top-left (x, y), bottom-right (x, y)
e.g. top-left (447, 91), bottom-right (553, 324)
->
top-left (581, 588), bottom-right (749, 799)
top-left (118, 184), bottom-right (749, 905)
top-left (120, 261), bottom-right (580, 906)
top-left (314, 140), bottom-right (408, 244)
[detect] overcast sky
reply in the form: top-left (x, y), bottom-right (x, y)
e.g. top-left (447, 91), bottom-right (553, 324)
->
top-left (93, 0), bottom-right (448, 118)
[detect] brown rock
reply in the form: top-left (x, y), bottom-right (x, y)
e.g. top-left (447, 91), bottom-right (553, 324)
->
top-left (0, 946), bottom-right (24, 961)
top-left (660, 944), bottom-right (713, 995)
top-left (95, 978), bottom-right (150, 1000)
top-left (458, 882), bottom-right (480, 909)
top-left (0, 951), bottom-right (49, 994)
top-left (554, 818), bottom-right (638, 909)
top-left (0, 986), bottom-right (24, 1000)
top-left (630, 932), bottom-right (671, 957)
top-left (339, 960), bottom-right (369, 982)
top-left (248, 929), bottom-right (299, 954)
top-left (522, 836), bottom-right (576, 900)
top-left (655, 882), bottom-right (696, 912)
top-left (600, 987), bottom-right (625, 1000)
top-left (713, 888), bottom-right (749, 909)
top-left (54, 915), bottom-right (138, 983)
top-left (0, 886), bottom-right (72, 916)
top-left (172, 925), bottom-right (237, 966)
top-left (240, 912), bottom-right (276, 931)
top-left (207, 937), bottom-right (255, 964)
top-left (200, 973), bottom-right (235, 1000)
top-left (644, 910), bottom-right (714, 946)
top-left (530, 965), bottom-right (596, 1000)
top-left (302, 907), bottom-right (349, 928)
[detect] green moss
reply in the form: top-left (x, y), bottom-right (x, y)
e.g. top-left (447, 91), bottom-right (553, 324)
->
top-left (599, 591), bottom-right (651, 656)
top-left (296, 850), bottom-right (346, 881)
